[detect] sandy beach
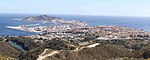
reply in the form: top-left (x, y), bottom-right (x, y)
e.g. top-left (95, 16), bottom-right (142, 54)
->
top-left (6, 26), bottom-right (23, 30)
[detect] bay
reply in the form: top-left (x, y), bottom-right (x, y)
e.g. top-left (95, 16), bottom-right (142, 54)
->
top-left (53, 15), bottom-right (150, 31)
top-left (1, 14), bottom-right (150, 36)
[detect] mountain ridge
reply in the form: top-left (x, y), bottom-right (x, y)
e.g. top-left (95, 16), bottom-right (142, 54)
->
top-left (22, 15), bottom-right (62, 22)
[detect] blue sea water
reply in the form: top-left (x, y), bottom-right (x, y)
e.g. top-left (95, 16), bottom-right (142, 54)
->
top-left (1, 14), bottom-right (150, 36)
top-left (53, 15), bottom-right (150, 31)
top-left (0, 14), bottom-right (38, 36)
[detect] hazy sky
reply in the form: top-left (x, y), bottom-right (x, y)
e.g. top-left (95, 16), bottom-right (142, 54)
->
top-left (0, 0), bottom-right (150, 16)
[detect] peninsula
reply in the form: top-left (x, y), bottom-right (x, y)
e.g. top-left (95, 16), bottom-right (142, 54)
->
top-left (2, 15), bottom-right (150, 60)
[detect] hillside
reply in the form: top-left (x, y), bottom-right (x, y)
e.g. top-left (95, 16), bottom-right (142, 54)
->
top-left (0, 42), bottom-right (21, 59)
top-left (43, 39), bottom-right (150, 60)
top-left (22, 15), bottom-right (61, 22)
top-left (43, 44), bottom-right (135, 60)
top-left (0, 37), bottom-right (150, 60)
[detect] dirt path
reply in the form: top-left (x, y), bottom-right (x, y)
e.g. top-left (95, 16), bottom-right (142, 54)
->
top-left (37, 43), bottom-right (100, 60)
top-left (74, 43), bottom-right (100, 52)
top-left (87, 43), bottom-right (100, 48)
top-left (37, 49), bottom-right (59, 60)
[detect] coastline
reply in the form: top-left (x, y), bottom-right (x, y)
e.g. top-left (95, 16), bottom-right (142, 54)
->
top-left (5, 26), bottom-right (42, 33)
top-left (12, 18), bottom-right (23, 21)
top-left (6, 26), bottom-right (23, 30)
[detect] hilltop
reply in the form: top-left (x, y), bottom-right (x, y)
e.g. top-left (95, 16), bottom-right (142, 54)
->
top-left (22, 15), bottom-right (62, 22)
top-left (0, 36), bottom-right (150, 60)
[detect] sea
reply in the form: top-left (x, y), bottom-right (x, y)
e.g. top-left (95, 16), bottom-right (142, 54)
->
top-left (1, 14), bottom-right (150, 36)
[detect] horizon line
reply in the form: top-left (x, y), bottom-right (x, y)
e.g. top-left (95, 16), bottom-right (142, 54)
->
top-left (1, 13), bottom-right (150, 17)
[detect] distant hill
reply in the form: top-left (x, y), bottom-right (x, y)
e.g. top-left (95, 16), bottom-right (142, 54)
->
top-left (22, 15), bottom-right (62, 22)
top-left (19, 15), bottom-right (87, 26)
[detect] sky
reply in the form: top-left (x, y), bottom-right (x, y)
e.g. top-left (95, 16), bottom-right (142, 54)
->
top-left (0, 0), bottom-right (150, 16)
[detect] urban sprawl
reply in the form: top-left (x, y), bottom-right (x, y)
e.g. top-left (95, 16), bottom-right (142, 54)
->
top-left (5, 15), bottom-right (150, 43)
